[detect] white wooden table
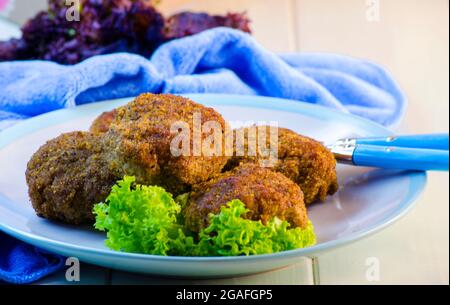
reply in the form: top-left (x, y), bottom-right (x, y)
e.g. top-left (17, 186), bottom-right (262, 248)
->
top-left (1, 0), bottom-right (448, 285)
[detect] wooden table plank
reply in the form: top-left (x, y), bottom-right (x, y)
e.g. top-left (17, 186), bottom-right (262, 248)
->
top-left (110, 258), bottom-right (314, 285)
top-left (31, 258), bottom-right (316, 285)
top-left (317, 174), bottom-right (449, 284)
top-left (294, 0), bottom-right (449, 133)
top-left (3, 0), bottom-right (46, 25)
top-left (294, 0), bottom-right (449, 285)
top-left (158, 0), bottom-right (298, 52)
top-left (0, 16), bottom-right (20, 40)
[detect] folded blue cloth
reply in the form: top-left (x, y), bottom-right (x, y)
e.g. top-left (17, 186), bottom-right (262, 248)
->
top-left (0, 28), bottom-right (407, 283)
top-left (0, 232), bottom-right (64, 284)
top-left (0, 28), bottom-right (406, 130)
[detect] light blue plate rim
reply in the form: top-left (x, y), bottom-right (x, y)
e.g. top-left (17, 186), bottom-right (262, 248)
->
top-left (0, 94), bottom-right (427, 263)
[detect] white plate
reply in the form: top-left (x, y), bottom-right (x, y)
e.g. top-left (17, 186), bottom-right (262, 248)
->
top-left (0, 94), bottom-right (426, 277)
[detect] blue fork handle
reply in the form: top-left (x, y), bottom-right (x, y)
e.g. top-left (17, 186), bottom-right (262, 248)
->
top-left (353, 145), bottom-right (449, 171)
top-left (356, 133), bottom-right (449, 150)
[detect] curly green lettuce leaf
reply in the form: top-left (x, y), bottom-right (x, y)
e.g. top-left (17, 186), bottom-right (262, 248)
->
top-left (94, 177), bottom-right (316, 256)
top-left (195, 200), bottom-right (316, 256)
top-left (93, 176), bottom-right (194, 255)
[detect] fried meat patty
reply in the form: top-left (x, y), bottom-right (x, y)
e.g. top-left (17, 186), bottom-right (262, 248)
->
top-left (225, 127), bottom-right (338, 205)
top-left (101, 93), bottom-right (230, 195)
top-left (183, 164), bottom-right (308, 232)
top-left (26, 131), bottom-right (119, 224)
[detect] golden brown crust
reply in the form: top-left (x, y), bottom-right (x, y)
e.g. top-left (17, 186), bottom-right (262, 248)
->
top-left (89, 109), bottom-right (117, 134)
top-left (184, 164), bottom-right (308, 232)
top-left (224, 127), bottom-right (338, 205)
top-left (25, 131), bottom-right (120, 224)
top-left (102, 93), bottom-right (230, 194)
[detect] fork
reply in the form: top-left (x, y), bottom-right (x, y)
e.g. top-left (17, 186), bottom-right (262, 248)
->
top-left (327, 133), bottom-right (449, 171)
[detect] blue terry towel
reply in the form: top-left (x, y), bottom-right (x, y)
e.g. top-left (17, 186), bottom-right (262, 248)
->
top-left (0, 28), bottom-right (406, 131)
top-left (0, 232), bottom-right (64, 284)
top-left (0, 28), bottom-right (406, 283)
